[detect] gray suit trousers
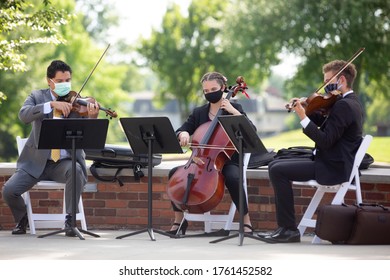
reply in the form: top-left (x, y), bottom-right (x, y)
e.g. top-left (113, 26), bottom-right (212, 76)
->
top-left (2, 159), bottom-right (86, 223)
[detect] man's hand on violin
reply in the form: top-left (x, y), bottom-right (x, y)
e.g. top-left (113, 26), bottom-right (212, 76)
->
top-left (87, 100), bottom-right (99, 118)
top-left (289, 97), bottom-right (307, 120)
top-left (51, 101), bottom-right (72, 117)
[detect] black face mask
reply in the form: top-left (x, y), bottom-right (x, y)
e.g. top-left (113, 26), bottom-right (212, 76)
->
top-left (324, 78), bottom-right (341, 94)
top-left (204, 89), bottom-right (223, 103)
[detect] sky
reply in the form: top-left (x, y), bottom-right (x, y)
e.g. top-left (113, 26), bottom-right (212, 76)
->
top-left (105, 0), bottom-right (297, 77)
top-left (108, 0), bottom-right (191, 44)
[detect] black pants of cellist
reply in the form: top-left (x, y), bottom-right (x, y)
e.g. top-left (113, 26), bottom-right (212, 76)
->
top-left (268, 157), bottom-right (316, 230)
top-left (169, 161), bottom-right (249, 215)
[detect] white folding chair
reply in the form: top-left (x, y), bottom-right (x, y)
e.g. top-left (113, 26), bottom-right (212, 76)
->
top-left (183, 153), bottom-right (251, 232)
top-left (295, 135), bottom-right (373, 243)
top-left (16, 136), bottom-right (87, 234)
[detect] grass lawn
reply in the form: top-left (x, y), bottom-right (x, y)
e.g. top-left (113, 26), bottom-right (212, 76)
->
top-left (261, 130), bottom-right (389, 165)
top-left (161, 130), bottom-right (389, 165)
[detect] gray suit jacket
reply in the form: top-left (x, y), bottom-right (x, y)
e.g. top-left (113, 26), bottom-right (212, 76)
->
top-left (17, 88), bottom-right (87, 179)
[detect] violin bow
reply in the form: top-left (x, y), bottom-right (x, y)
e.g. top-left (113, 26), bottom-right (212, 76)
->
top-left (72, 43), bottom-right (111, 102)
top-left (315, 47), bottom-right (365, 93)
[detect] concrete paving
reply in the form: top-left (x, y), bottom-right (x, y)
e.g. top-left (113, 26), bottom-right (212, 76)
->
top-left (1, 229), bottom-right (389, 260)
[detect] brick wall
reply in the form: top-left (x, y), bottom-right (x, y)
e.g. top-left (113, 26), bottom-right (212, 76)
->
top-left (1, 172), bottom-right (389, 232)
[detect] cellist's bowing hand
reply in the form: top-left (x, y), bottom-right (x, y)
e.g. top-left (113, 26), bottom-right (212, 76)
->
top-left (178, 131), bottom-right (190, 147)
top-left (220, 98), bottom-right (241, 115)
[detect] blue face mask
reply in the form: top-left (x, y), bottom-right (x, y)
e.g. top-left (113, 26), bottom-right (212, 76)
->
top-left (50, 79), bottom-right (71, 97)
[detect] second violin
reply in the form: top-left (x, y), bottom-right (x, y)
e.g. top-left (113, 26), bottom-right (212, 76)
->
top-left (286, 48), bottom-right (365, 115)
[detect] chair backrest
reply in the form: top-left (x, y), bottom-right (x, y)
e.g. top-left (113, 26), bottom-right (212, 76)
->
top-left (348, 135), bottom-right (373, 183)
top-left (16, 136), bottom-right (27, 155)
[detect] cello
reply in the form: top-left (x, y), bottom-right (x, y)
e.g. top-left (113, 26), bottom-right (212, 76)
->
top-left (166, 76), bottom-right (248, 213)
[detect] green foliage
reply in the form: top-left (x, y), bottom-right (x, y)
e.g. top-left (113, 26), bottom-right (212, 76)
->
top-left (0, 0), bottom-right (133, 161)
top-left (229, 0), bottom-right (389, 96)
top-left (75, 0), bottom-right (119, 44)
top-left (0, 0), bottom-right (68, 72)
top-left (262, 130), bottom-right (390, 164)
top-left (227, 0), bottom-right (389, 134)
top-left (137, 0), bottom-right (239, 120)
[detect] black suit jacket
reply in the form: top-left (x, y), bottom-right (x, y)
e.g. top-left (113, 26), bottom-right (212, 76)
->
top-left (176, 102), bottom-right (255, 135)
top-left (304, 93), bottom-right (364, 185)
top-left (176, 102), bottom-right (256, 163)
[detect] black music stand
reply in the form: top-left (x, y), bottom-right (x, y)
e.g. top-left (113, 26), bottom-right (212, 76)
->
top-left (37, 119), bottom-right (109, 240)
top-left (117, 117), bottom-right (182, 241)
top-left (210, 115), bottom-right (272, 245)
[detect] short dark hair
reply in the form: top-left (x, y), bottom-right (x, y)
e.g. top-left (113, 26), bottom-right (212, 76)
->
top-left (323, 60), bottom-right (357, 88)
top-left (46, 60), bottom-right (72, 79)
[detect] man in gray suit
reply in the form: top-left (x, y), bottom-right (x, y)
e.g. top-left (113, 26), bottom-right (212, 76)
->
top-left (2, 60), bottom-right (100, 236)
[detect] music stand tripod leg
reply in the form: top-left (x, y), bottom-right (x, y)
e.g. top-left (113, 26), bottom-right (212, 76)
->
top-left (116, 137), bottom-right (173, 241)
top-left (38, 135), bottom-right (99, 239)
top-left (210, 134), bottom-right (273, 245)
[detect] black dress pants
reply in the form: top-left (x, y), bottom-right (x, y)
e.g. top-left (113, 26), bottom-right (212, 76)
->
top-left (268, 157), bottom-right (316, 229)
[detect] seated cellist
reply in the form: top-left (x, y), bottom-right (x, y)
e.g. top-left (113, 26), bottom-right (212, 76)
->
top-left (165, 71), bottom-right (256, 236)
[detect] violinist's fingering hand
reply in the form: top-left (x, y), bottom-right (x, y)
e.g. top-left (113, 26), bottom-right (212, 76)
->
top-left (87, 100), bottom-right (99, 118)
top-left (294, 101), bottom-right (306, 120)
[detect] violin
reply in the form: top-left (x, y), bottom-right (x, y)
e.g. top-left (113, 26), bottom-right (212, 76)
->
top-left (56, 44), bottom-right (117, 118)
top-left (58, 90), bottom-right (117, 118)
top-left (166, 76), bottom-right (248, 213)
top-left (286, 90), bottom-right (342, 116)
top-left (285, 48), bottom-right (365, 115)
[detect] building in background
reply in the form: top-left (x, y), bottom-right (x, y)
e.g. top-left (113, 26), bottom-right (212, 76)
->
top-left (127, 88), bottom-right (289, 136)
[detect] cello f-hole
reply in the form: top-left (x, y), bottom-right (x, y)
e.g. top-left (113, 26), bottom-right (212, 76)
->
top-left (206, 157), bottom-right (212, 172)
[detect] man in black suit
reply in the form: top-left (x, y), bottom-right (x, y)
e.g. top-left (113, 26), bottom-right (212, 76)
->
top-left (258, 60), bottom-right (364, 243)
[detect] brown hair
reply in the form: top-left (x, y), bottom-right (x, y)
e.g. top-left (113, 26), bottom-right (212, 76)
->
top-left (322, 60), bottom-right (357, 88)
top-left (200, 72), bottom-right (228, 88)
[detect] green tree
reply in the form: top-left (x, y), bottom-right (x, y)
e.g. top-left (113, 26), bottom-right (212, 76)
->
top-left (0, 0), bottom-right (68, 104)
top-left (137, 0), bottom-right (243, 120)
top-left (0, 0), bottom-right (130, 161)
top-left (227, 0), bottom-right (390, 133)
top-left (75, 0), bottom-right (119, 44)
top-left (0, 0), bottom-right (68, 72)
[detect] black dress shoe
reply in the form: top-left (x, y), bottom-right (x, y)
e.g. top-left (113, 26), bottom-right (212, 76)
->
top-left (257, 227), bottom-right (284, 238)
top-left (12, 214), bottom-right (29, 235)
top-left (65, 215), bottom-right (76, 237)
top-left (257, 227), bottom-right (301, 243)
